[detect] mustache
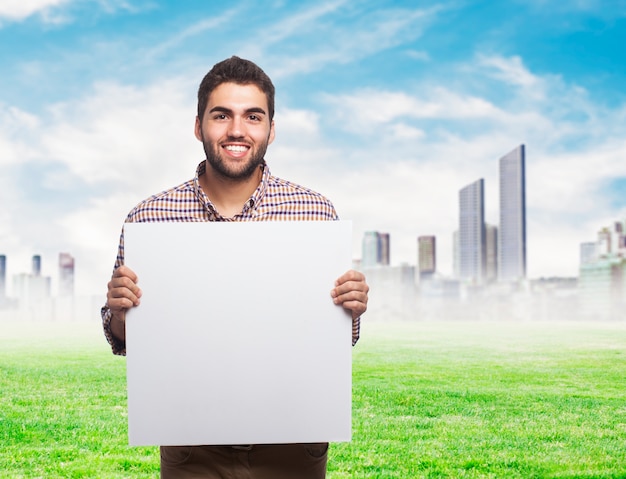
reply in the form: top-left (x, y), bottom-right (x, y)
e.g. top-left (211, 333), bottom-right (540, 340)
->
top-left (223, 136), bottom-right (252, 144)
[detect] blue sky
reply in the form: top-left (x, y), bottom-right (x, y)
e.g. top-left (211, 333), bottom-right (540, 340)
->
top-left (1, 0), bottom-right (626, 295)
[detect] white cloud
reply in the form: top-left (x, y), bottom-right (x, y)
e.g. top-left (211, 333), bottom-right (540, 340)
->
top-left (321, 87), bottom-right (506, 138)
top-left (477, 54), bottom-right (542, 91)
top-left (38, 79), bottom-right (197, 189)
top-left (145, 8), bottom-right (242, 61)
top-left (0, 0), bottom-right (152, 25)
top-left (263, 5), bottom-right (442, 78)
top-left (405, 50), bottom-right (430, 62)
top-left (0, 0), bottom-right (70, 22)
top-left (0, 106), bottom-right (41, 166)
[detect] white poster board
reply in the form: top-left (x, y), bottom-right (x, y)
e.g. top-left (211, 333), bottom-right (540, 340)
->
top-left (124, 221), bottom-right (353, 446)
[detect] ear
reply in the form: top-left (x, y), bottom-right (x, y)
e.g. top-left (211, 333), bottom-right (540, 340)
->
top-left (194, 116), bottom-right (203, 142)
top-left (268, 120), bottom-right (276, 145)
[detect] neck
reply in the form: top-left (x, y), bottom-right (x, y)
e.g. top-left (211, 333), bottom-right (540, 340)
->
top-left (199, 162), bottom-right (263, 218)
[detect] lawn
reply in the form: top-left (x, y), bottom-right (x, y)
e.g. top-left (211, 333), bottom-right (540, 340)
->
top-left (1, 319), bottom-right (625, 478)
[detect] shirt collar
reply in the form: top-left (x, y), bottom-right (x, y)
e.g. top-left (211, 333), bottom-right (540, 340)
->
top-left (193, 160), bottom-right (270, 219)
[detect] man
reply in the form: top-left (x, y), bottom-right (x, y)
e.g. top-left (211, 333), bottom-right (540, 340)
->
top-left (102, 56), bottom-right (369, 479)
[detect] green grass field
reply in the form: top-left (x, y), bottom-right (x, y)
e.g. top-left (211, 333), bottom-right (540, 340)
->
top-left (1, 320), bottom-right (625, 478)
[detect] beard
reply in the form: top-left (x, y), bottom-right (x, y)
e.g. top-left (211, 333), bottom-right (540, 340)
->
top-left (202, 135), bottom-right (270, 181)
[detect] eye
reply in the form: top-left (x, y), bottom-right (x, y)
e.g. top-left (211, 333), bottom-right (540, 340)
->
top-left (248, 114), bottom-right (262, 121)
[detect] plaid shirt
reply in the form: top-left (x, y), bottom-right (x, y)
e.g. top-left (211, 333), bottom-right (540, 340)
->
top-left (102, 161), bottom-right (360, 355)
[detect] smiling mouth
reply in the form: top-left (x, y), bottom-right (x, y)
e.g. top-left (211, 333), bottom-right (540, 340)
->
top-left (224, 145), bottom-right (249, 153)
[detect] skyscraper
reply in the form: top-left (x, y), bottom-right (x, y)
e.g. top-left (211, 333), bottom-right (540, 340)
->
top-left (361, 231), bottom-right (390, 268)
top-left (59, 253), bottom-right (75, 296)
top-left (485, 224), bottom-right (498, 283)
top-left (0, 255), bottom-right (6, 300)
top-left (379, 233), bottom-right (390, 266)
top-left (361, 231), bottom-right (381, 268)
top-left (452, 230), bottom-right (459, 278)
top-left (498, 145), bottom-right (526, 282)
top-left (32, 255), bottom-right (42, 276)
top-left (580, 242), bottom-right (597, 265)
top-left (14, 256), bottom-right (51, 304)
top-left (459, 178), bottom-right (486, 284)
top-left (418, 236), bottom-right (436, 280)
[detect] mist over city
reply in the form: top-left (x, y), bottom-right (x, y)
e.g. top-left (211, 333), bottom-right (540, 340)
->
top-left (2, 142), bottom-right (623, 324)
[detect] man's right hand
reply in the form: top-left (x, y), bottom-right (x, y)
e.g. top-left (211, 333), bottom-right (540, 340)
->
top-left (106, 265), bottom-right (142, 340)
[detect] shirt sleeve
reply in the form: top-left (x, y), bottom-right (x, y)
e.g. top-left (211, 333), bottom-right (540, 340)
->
top-left (101, 304), bottom-right (127, 356)
top-left (352, 316), bottom-right (361, 346)
top-left (102, 225), bottom-right (127, 356)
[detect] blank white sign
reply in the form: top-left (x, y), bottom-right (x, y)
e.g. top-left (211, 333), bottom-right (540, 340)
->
top-left (124, 221), bottom-right (353, 446)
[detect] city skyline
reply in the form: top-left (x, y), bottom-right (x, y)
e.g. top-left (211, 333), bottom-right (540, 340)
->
top-left (1, 2), bottom-right (625, 295)
top-left (365, 142), bottom-right (524, 285)
top-left (0, 252), bottom-right (74, 301)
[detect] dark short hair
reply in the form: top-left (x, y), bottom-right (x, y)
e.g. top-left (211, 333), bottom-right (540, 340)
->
top-left (197, 56), bottom-right (275, 122)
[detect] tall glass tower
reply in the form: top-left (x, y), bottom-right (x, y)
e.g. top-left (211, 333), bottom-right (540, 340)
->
top-left (459, 179), bottom-right (486, 284)
top-left (361, 231), bottom-right (390, 268)
top-left (0, 255), bottom-right (6, 300)
top-left (498, 144), bottom-right (527, 282)
top-left (379, 233), bottom-right (390, 266)
top-left (361, 231), bottom-right (381, 268)
top-left (418, 236), bottom-right (436, 280)
top-left (59, 253), bottom-right (75, 296)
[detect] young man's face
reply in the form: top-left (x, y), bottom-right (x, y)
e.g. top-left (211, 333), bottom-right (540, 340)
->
top-left (195, 82), bottom-right (275, 181)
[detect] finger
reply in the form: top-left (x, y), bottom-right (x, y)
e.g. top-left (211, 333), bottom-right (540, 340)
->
top-left (107, 284), bottom-right (140, 308)
top-left (113, 265), bottom-right (139, 283)
top-left (334, 269), bottom-right (365, 287)
top-left (107, 285), bottom-right (141, 308)
top-left (332, 279), bottom-right (369, 299)
top-left (109, 276), bottom-right (142, 298)
top-left (108, 268), bottom-right (142, 298)
top-left (107, 295), bottom-right (138, 312)
top-left (333, 291), bottom-right (367, 309)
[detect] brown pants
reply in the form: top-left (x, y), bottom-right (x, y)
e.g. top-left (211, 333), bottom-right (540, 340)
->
top-left (160, 443), bottom-right (328, 479)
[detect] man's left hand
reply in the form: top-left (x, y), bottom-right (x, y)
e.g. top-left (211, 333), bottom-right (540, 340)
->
top-left (331, 270), bottom-right (369, 319)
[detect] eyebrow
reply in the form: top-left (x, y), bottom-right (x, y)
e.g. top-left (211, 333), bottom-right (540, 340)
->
top-left (208, 106), bottom-right (267, 116)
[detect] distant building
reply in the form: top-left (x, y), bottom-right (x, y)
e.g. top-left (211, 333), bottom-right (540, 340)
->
top-left (498, 144), bottom-right (527, 282)
top-left (612, 222), bottom-right (625, 252)
top-left (580, 242), bottom-right (597, 265)
top-left (379, 233), bottom-right (390, 266)
top-left (361, 231), bottom-right (381, 268)
top-left (596, 227), bottom-right (611, 256)
top-left (361, 263), bottom-right (416, 319)
top-left (418, 236), bottom-right (436, 280)
top-left (459, 178), bottom-right (486, 284)
top-left (485, 224), bottom-right (498, 283)
top-left (13, 254), bottom-right (51, 306)
top-left (361, 231), bottom-right (390, 268)
top-left (59, 253), bottom-right (75, 297)
top-left (452, 230), bottom-right (459, 278)
top-left (13, 273), bottom-right (51, 304)
top-left (0, 255), bottom-right (6, 300)
top-left (579, 256), bottom-right (626, 318)
top-left (579, 221), bottom-right (626, 318)
top-left (32, 255), bottom-right (42, 276)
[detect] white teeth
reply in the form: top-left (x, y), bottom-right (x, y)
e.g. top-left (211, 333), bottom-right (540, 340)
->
top-left (225, 145), bottom-right (248, 152)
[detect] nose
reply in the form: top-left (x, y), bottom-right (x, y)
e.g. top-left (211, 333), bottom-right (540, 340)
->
top-left (227, 115), bottom-right (245, 139)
